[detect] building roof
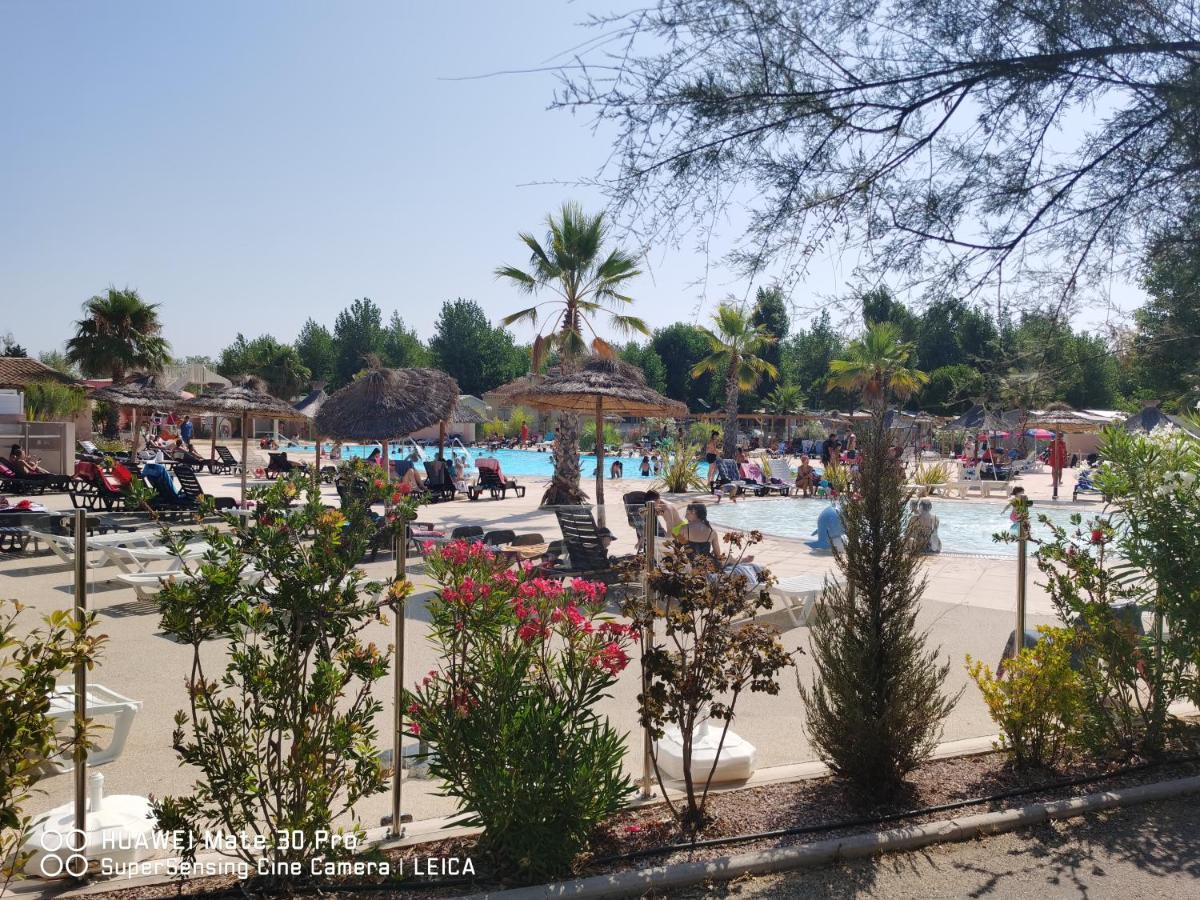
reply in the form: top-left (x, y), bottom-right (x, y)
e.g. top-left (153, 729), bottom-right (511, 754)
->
top-left (0, 357), bottom-right (79, 389)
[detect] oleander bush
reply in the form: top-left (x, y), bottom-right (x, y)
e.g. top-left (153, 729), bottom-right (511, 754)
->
top-left (405, 541), bottom-right (634, 884)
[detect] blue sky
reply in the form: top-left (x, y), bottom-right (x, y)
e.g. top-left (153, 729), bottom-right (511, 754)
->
top-left (1, 2), bottom-right (1140, 359)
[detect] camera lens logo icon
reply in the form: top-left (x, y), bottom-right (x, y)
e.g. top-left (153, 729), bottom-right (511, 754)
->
top-left (37, 828), bottom-right (90, 878)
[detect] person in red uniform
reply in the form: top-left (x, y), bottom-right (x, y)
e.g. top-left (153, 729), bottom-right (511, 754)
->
top-left (1049, 435), bottom-right (1068, 498)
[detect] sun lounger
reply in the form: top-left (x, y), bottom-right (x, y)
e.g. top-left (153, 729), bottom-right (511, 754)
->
top-left (115, 566), bottom-right (264, 602)
top-left (769, 573), bottom-right (841, 627)
top-left (266, 452), bottom-right (307, 477)
top-left (1073, 469), bottom-right (1106, 502)
top-left (544, 506), bottom-right (632, 587)
top-left (741, 462), bottom-right (789, 495)
top-left (69, 461), bottom-right (132, 510)
top-left (469, 457), bottom-right (525, 500)
top-left (29, 528), bottom-right (158, 570)
top-left (766, 458), bottom-right (794, 487)
top-left (423, 460), bottom-right (459, 502)
top-left (174, 464), bottom-right (236, 509)
top-left (713, 459), bottom-right (750, 496)
top-left (44, 684), bottom-right (142, 772)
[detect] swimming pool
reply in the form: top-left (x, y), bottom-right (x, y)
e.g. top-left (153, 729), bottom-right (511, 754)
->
top-left (293, 443), bottom-right (628, 479)
top-left (706, 497), bottom-right (1101, 557)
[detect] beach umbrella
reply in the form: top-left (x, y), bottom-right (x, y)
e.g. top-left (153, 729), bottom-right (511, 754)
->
top-left (181, 378), bottom-right (305, 503)
top-left (1026, 428), bottom-right (1054, 440)
top-left (505, 356), bottom-right (687, 526)
top-left (293, 388), bottom-right (329, 483)
top-left (312, 364), bottom-right (459, 837)
top-left (89, 378), bottom-right (187, 455)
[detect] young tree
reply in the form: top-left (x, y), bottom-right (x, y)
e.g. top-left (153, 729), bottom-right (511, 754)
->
top-left (380, 311), bottom-right (432, 370)
top-left (294, 318), bottom-right (336, 384)
top-left (65, 287), bottom-right (170, 381)
top-left (651, 323), bottom-right (717, 409)
top-left (780, 311), bottom-right (845, 408)
top-left (217, 334), bottom-right (311, 399)
top-left (37, 350), bottom-right (79, 378)
top-left (750, 285), bottom-right (790, 403)
top-left (429, 299), bottom-right (525, 396)
top-left (827, 322), bottom-right (929, 408)
top-left (800, 411), bottom-right (959, 798)
top-left (497, 202), bottom-right (647, 505)
top-left (331, 298), bottom-right (384, 388)
top-left (618, 341), bottom-right (668, 394)
top-left (557, 1), bottom-right (1200, 302)
top-left (691, 305), bottom-right (777, 458)
top-left (1132, 218), bottom-right (1200, 409)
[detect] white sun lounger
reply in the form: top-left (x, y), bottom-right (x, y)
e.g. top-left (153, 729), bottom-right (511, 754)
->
top-left (29, 529), bottom-right (160, 571)
top-left (106, 542), bottom-right (211, 574)
top-left (769, 573), bottom-right (840, 626)
top-left (115, 567), bottom-right (264, 601)
top-left (44, 683), bottom-right (142, 772)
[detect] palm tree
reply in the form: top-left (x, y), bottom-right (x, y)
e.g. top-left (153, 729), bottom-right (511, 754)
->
top-left (66, 287), bottom-right (171, 382)
top-left (826, 322), bottom-right (928, 407)
top-left (765, 383), bottom-right (805, 447)
top-left (497, 203), bottom-right (647, 505)
top-left (691, 305), bottom-right (778, 458)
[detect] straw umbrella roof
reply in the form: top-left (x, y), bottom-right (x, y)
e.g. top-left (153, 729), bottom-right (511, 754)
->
top-left (945, 404), bottom-right (1008, 432)
top-left (89, 377), bottom-right (186, 409)
top-left (314, 367), bottom-right (460, 441)
top-left (484, 373), bottom-right (546, 405)
top-left (293, 388), bottom-right (328, 419)
top-left (181, 377), bottom-right (305, 419)
top-left (506, 357), bottom-right (687, 416)
top-left (450, 402), bottom-right (486, 425)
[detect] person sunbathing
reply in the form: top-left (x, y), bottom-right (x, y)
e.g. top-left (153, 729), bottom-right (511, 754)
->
top-left (9, 446), bottom-right (53, 476)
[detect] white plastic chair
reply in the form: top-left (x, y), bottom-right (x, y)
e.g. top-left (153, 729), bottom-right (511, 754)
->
top-left (769, 573), bottom-right (839, 626)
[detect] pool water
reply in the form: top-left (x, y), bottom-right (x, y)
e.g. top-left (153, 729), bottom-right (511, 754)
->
top-left (706, 497), bottom-right (1100, 557)
top-left (293, 443), bottom-right (629, 479)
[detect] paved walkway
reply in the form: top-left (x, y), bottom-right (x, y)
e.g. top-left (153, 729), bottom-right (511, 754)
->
top-left (1, 463), bottom-right (1103, 828)
top-left (672, 795), bottom-right (1200, 899)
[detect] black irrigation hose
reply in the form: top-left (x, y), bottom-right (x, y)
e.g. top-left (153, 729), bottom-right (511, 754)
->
top-left (588, 751), bottom-right (1200, 867)
top-left (105, 753), bottom-right (1200, 896)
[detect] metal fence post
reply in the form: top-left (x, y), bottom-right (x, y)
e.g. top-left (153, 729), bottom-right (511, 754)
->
top-left (1014, 512), bottom-right (1028, 657)
top-left (73, 509), bottom-right (88, 868)
top-left (389, 515), bottom-right (408, 838)
top-left (640, 501), bottom-right (656, 799)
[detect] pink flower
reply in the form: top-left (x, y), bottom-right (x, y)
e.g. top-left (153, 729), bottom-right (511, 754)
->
top-left (407, 721), bottom-right (421, 737)
top-left (590, 642), bottom-right (630, 676)
top-left (423, 540), bottom-right (435, 553)
top-left (407, 702), bottom-right (420, 716)
top-left (517, 620), bottom-right (548, 645)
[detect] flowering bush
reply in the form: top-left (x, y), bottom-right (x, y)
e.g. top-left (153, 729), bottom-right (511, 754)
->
top-left (968, 627), bottom-right (1084, 769)
top-left (406, 541), bottom-right (634, 883)
top-left (1005, 427), bottom-right (1200, 758)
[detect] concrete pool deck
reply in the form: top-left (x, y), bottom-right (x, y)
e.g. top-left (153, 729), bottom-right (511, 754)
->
top-left (0, 463), bottom-right (1099, 832)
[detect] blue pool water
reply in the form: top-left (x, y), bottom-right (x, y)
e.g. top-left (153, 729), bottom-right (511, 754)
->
top-left (295, 443), bottom-right (617, 478)
top-left (707, 497), bottom-right (1101, 557)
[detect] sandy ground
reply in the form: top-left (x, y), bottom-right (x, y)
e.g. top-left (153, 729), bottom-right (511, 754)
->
top-left (0, 458), bottom-right (1107, 834)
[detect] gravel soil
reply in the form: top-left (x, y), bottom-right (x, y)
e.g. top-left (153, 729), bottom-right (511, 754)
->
top-left (66, 743), bottom-right (1200, 900)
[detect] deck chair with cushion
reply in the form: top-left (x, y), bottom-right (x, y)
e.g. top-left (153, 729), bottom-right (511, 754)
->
top-left (266, 452), bottom-right (307, 477)
top-left (449, 524), bottom-right (484, 541)
top-left (483, 529), bottom-right (517, 547)
top-left (713, 459), bottom-right (751, 496)
top-left (0, 460), bottom-right (63, 495)
top-left (740, 462), bottom-right (789, 496)
top-left (174, 464), bottom-right (236, 510)
top-left (69, 461), bottom-right (130, 510)
top-left (469, 457), bottom-right (525, 500)
top-left (141, 462), bottom-right (196, 510)
top-left (423, 460), bottom-right (459, 502)
top-left (1073, 468), bottom-right (1106, 502)
top-left (766, 458), bottom-right (795, 488)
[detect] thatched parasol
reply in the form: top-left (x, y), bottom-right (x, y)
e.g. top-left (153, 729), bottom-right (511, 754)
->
top-left (315, 367), bottom-right (460, 444)
top-left (182, 378), bottom-right (306, 502)
top-left (945, 403), bottom-right (1008, 433)
top-left (90, 377), bottom-right (187, 453)
top-left (293, 388), bottom-right (328, 419)
top-left (506, 356), bottom-right (687, 525)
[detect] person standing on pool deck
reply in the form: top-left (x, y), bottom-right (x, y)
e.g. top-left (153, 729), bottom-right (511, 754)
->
top-left (179, 415), bottom-right (195, 452)
top-left (704, 430), bottom-right (720, 465)
top-left (820, 432), bottom-right (838, 466)
top-left (1049, 434), bottom-right (1068, 499)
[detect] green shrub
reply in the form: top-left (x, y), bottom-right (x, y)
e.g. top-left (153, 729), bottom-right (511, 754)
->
top-left (967, 627), bottom-right (1084, 769)
top-left (151, 474), bottom-right (419, 888)
top-left (481, 417), bottom-right (506, 440)
top-left (580, 420), bottom-right (621, 452)
top-left (406, 542), bottom-right (634, 883)
top-left (23, 382), bottom-right (87, 422)
top-left (504, 408), bottom-right (533, 439)
top-left (1, 601), bottom-right (105, 887)
top-left (655, 446), bottom-right (707, 493)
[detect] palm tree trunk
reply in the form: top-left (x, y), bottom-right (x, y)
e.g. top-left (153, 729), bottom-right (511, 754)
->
top-left (723, 365), bottom-right (739, 458)
top-left (543, 411), bottom-right (587, 506)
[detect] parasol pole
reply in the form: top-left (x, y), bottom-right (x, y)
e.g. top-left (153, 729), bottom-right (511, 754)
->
top-left (313, 429), bottom-right (322, 490)
top-left (210, 416), bottom-right (218, 466)
top-left (240, 411), bottom-right (249, 505)
top-left (438, 420), bottom-right (446, 459)
top-left (594, 396), bottom-right (606, 528)
top-left (130, 407), bottom-right (138, 457)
